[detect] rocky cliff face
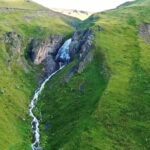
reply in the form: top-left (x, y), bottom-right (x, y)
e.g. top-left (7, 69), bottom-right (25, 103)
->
top-left (64, 29), bottom-right (95, 82)
top-left (44, 55), bottom-right (58, 77)
top-left (28, 29), bottom-right (94, 79)
top-left (29, 35), bottom-right (64, 78)
top-left (69, 29), bottom-right (94, 73)
top-left (30, 35), bottom-right (63, 64)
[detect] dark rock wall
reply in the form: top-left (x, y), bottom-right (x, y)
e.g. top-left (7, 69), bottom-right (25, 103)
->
top-left (29, 35), bottom-right (63, 65)
top-left (69, 29), bottom-right (95, 73)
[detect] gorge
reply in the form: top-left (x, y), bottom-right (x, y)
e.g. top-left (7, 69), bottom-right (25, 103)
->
top-left (29, 38), bottom-right (72, 150)
top-left (29, 28), bottom-right (95, 149)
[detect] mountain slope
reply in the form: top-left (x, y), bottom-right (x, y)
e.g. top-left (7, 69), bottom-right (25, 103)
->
top-left (0, 0), bottom-right (45, 10)
top-left (0, 0), bottom-right (150, 149)
top-left (37, 0), bottom-right (150, 149)
top-left (0, 0), bottom-right (77, 149)
top-left (51, 8), bottom-right (93, 20)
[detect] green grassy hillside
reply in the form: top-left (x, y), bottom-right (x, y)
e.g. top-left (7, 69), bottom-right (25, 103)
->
top-left (38, 0), bottom-right (150, 149)
top-left (0, 0), bottom-right (48, 10)
top-left (0, 0), bottom-right (150, 149)
top-left (0, 0), bottom-right (76, 150)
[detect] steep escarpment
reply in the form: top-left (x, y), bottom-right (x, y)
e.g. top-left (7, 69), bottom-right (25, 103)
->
top-left (69, 29), bottom-right (95, 73)
top-left (29, 35), bottom-right (63, 65)
top-left (62, 29), bottom-right (96, 83)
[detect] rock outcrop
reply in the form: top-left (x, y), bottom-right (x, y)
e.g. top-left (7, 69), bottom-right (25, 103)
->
top-left (77, 50), bottom-right (93, 73)
top-left (69, 29), bottom-right (95, 73)
top-left (4, 32), bottom-right (22, 55)
top-left (64, 29), bottom-right (95, 82)
top-left (140, 23), bottom-right (150, 44)
top-left (44, 55), bottom-right (58, 77)
top-left (30, 35), bottom-right (63, 64)
top-left (28, 35), bottom-right (64, 78)
top-left (29, 29), bottom-right (95, 79)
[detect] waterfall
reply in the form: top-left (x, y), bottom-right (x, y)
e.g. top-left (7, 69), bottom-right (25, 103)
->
top-left (29, 38), bottom-right (72, 150)
top-left (56, 38), bottom-right (72, 63)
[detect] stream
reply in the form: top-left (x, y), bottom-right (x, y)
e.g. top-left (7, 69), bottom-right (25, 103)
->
top-left (29, 38), bottom-right (72, 150)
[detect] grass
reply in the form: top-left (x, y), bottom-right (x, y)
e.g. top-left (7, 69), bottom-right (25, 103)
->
top-left (0, 0), bottom-right (76, 150)
top-left (37, 0), bottom-right (150, 149)
top-left (38, 54), bottom-right (108, 150)
top-left (0, 0), bottom-right (45, 10)
top-left (0, 41), bottom-right (37, 149)
top-left (0, 0), bottom-right (150, 149)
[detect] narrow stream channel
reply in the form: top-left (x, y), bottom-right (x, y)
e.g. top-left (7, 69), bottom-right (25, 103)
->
top-left (29, 38), bottom-right (72, 150)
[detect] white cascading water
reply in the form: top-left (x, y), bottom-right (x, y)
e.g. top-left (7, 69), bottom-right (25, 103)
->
top-left (56, 38), bottom-right (72, 62)
top-left (29, 38), bottom-right (72, 150)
